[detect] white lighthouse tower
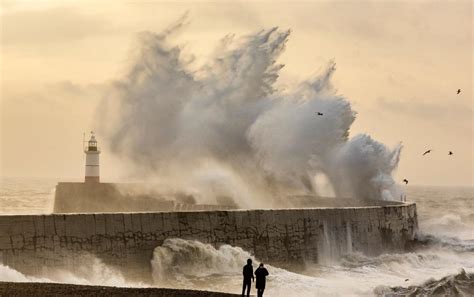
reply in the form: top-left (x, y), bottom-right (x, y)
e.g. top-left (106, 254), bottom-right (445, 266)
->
top-left (84, 132), bottom-right (100, 183)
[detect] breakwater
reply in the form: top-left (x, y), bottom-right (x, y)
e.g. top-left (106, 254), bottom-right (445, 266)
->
top-left (54, 182), bottom-right (234, 213)
top-left (0, 201), bottom-right (417, 281)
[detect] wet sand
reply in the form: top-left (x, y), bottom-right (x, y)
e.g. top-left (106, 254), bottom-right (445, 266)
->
top-left (0, 282), bottom-right (242, 297)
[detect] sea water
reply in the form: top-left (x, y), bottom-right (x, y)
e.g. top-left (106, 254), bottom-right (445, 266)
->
top-left (0, 177), bottom-right (472, 296)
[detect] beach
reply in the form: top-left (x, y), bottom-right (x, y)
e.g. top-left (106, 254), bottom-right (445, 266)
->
top-left (0, 282), bottom-right (241, 297)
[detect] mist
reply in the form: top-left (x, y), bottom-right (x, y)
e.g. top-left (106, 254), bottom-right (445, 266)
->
top-left (98, 19), bottom-right (403, 207)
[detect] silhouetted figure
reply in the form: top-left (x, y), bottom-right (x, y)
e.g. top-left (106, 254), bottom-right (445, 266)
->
top-left (449, 151), bottom-right (453, 155)
top-left (400, 194), bottom-right (407, 202)
top-left (422, 149), bottom-right (432, 156)
top-left (255, 263), bottom-right (269, 297)
top-left (457, 89), bottom-right (461, 94)
top-left (316, 112), bottom-right (324, 116)
top-left (242, 259), bottom-right (254, 297)
top-left (403, 179), bottom-right (408, 185)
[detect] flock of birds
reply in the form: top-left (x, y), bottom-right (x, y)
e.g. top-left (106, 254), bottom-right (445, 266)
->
top-left (315, 88), bottom-right (462, 187)
top-left (402, 149), bottom-right (454, 185)
top-left (402, 89), bottom-right (461, 185)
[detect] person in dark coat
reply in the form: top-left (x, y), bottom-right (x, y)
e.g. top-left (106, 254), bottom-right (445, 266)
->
top-left (255, 263), bottom-right (269, 297)
top-left (242, 259), bottom-right (254, 297)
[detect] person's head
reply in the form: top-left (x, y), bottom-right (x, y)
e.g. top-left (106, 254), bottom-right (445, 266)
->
top-left (247, 259), bottom-right (252, 265)
top-left (259, 263), bottom-right (264, 267)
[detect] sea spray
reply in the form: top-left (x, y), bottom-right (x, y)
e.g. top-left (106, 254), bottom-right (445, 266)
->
top-left (0, 264), bottom-right (40, 282)
top-left (98, 19), bottom-right (403, 206)
top-left (415, 233), bottom-right (474, 253)
top-left (374, 269), bottom-right (474, 296)
top-left (1, 182), bottom-right (471, 296)
top-left (150, 238), bottom-right (328, 295)
top-left (346, 222), bottom-right (353, 254)
top-left (0, 256), bottom-right (136, 288)
top-left (151, 238), bottom-right (253, 287)
top-left (319, 221), bottom-right (335, 264)
top-left (150, 238), bottom-right (474, 296)
top-left (0, 236), bottom-right (472, 296)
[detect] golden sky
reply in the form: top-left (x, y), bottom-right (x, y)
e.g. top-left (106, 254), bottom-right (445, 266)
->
top-left (1, 0), bottom-right (472, 186)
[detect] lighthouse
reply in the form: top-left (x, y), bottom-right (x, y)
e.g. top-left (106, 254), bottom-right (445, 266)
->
top-left (84, 132), bottom-right (100, 183)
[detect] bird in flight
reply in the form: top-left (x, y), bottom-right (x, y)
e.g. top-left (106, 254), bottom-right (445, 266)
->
top-left (403, 179), bottom-right (408, 185)
top-left (448, 151), bottom-right (453, 155)
top-left (316, 112), bottom-right (324, 116)
top-left (423, 150), bottom-right (432, 156)
top-left (405, 279), bottom-right (409, 282)
top-left (457, 89), bottom-right (461, 94)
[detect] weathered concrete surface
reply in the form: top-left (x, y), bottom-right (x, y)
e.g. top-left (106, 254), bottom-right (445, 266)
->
top-left (54, 182), bottom-right (234, 213)
top-left (0, 202), bottom-right (417, 281)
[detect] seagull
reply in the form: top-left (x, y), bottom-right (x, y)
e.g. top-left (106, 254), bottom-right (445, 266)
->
top-left (449, 151), bottom-right (453, 155)
top-left (457, 89), bottom-right (461, 94)
top-left (405, 279), bottom-right (409, 282)
top-left (403, 179), bottom-right (408, 185)
top-left (423, 150), bottom-right (432, 156)
top-left (316, 112), bottom-right (324, 116)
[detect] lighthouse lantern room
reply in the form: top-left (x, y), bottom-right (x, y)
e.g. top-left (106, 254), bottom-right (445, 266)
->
top-left (84, 132), bottom-right (101, 183)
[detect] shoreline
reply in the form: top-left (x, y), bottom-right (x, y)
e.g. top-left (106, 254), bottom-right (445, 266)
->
top-left (0, 282), bottom-right (241, 297)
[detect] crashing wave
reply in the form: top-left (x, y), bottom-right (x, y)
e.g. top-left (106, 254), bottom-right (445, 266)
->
top-left (341, 252), bottom-right (440, 269)
top-left (151, 238), bottom-right (253, 286)
top-left (374, 269), bottom-right (474, 297)
top-left (99, 18), bottom-right (403, 206)
top-left (414, 234), bottom-right (474, 253)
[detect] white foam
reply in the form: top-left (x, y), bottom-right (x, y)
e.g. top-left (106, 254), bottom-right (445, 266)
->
top-left (150, 238), bottom-right (474, 297)
top-left (98, 21), bottom-right (403, 206)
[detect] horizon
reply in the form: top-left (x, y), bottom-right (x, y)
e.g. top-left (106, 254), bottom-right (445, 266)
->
top-left (1, 175), bottom-right (473, 189)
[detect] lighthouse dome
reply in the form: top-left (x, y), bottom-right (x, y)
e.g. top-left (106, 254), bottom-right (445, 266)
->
top-left (84, 132), bottom-right (100, 183)
top-left (87, 133), bottom-right (98, 151)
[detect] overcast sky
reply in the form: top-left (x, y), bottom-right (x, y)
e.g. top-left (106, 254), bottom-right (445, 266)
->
top-left (1, 0), bottom-right (472, 186)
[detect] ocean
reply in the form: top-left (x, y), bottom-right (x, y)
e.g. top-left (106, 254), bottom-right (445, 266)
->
top-left (0, 177), bottom-right (473, 296)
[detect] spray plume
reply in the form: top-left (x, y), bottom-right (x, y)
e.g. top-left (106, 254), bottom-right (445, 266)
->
top-left (99, 18), bottom-right (402, 207)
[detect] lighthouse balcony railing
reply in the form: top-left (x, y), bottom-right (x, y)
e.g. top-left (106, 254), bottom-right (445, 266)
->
top-left (85, 146), bottom-right (100, 152)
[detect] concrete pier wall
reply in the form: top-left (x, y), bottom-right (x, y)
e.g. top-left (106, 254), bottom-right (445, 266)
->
top-left (54, 182), bottom-right (233, 213)
top-left (0, 203), bottom-right (417, 280)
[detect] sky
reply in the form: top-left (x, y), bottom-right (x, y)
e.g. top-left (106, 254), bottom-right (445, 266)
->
top-left (1, 0), bottom-right (472, 186)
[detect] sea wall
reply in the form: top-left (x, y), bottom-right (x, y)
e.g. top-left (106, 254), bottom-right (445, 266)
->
top-left (0, 203), bottom-right (417, 281)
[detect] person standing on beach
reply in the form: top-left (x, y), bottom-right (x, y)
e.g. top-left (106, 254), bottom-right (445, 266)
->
top-left (255, 263), bottom-right (269, 297)
top-left (242, 259), bottom-right (254, 297)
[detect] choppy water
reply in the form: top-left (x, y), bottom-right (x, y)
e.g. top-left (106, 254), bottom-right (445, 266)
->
top-left (0, 177), bottom-right (473, 296)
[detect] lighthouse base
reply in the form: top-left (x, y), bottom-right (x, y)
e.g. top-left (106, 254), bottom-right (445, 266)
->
top-left (85, 176), bottom-right (100, 183)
